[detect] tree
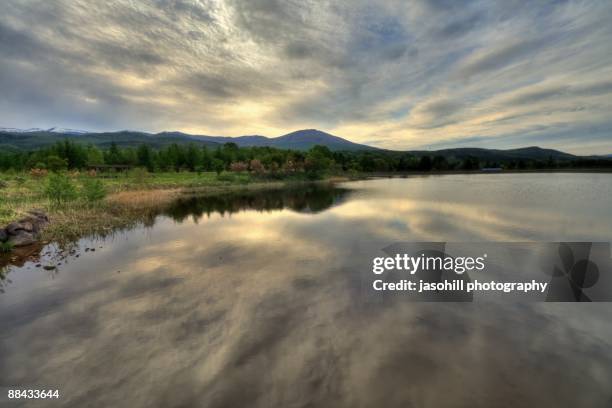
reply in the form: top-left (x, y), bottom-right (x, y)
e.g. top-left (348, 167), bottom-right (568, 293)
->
top-left (45, 173), bottom-right (77, 204)
top-left (106, 141), bottom-right (123, 165)
top-left (305, 145), bottom-right (334, 177)
top-left (86, 145), bottom-right (104, 166)
top-left (211, 158), bottom-right (225, 175)
top-left (249, 159), bottom-right (264, 174)
top-left (432, 155), bottom-right (449, 170)
top-left (230, 161), bottom-right (248, 172)
top-left (418, 156), bottom-right (432, 171)
top-left (461, 157), bottom-right (480, 170)
top-left (201, 147), bottom-right (212, 171)
top-left (47, 155), bottom-right (68, 172)
top-left (137, 144), bottom-right (154, 171)
top-left (81, 177), bottom-right (107, 203)
top-left (185, 144), bottom-right (201, 171)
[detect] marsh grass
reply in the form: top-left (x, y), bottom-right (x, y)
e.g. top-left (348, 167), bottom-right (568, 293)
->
top-left (0, 241), bottom-right (13, 253)
top-left (1, 170), bottom-right (337, 245)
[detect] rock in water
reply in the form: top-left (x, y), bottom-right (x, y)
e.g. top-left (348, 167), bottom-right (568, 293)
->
top-left (8, 231), bottom-right (36, 247)
top-left (1, 210), bottom-right (49, 248)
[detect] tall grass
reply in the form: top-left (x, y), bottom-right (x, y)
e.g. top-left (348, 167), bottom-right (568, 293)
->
top-left (0, 170), bottom-right (314, 244)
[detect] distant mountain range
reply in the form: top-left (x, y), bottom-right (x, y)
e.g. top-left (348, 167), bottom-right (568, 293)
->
top-left (0, 128), bottom-right (374, 152)
top-left (407, 146), bottom-right (578, 161)
top-left (0, 127), bottom-right (603, 161)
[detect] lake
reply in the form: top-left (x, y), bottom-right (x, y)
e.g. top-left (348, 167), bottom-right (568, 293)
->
top-left (2, 173), bottom-right (612, 407)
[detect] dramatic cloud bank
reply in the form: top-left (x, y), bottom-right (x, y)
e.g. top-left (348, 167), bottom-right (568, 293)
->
top-left (1, 0), bottom-right (611, 153)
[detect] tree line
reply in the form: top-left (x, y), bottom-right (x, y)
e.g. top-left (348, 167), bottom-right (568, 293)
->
top-left (1, 140), bottom-right (611, 176)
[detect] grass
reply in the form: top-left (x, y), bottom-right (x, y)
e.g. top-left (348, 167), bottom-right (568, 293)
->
top-left (0, 170), bottom-right (344, 245)
top-left (0, 242), bottom-right (13, 253)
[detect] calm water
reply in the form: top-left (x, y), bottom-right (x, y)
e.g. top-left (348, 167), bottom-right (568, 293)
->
top-left (1, 173), bottom-right (612, 407)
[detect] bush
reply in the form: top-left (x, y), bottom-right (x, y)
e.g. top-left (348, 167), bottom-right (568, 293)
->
top-left (1, 241), bottom-right (13, 253)
top-left (0, 180), bottom-right (7, 189)
top-left (45, 173), bottom-right (78, 205)
top-left (128, 167), bottom-right (150, 184)
top-left (249, 159), bottom-right (265, 175)
top-left (211, 159), bottom-right (225, 175)
top-left (47, 155), bottom-right (68, 172)
top-left (81, 177), bottom-right (107, 203)
top-left (229, 161), bottom-right (248, 172)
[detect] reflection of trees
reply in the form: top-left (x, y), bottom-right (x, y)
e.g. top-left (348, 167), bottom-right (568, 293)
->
top-left (165, 185), bottom-right (351, 222)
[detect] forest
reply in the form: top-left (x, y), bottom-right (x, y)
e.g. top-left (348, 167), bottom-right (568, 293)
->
top-left (1, 140), bottom-right (611, 177)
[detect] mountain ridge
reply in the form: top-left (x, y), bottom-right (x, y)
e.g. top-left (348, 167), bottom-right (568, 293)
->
top-left (0, 128), bottom-right (377, 152)
top-left (0, 127), bottom-right (589, 161)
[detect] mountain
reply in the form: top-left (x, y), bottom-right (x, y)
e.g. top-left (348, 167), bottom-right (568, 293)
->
top-left (273, 129), bottom-right (378, 150)
top-left (408, 146), bottom-right (576, 161)
top-left (0, 128), bottom-right (376, 151)
top-left (0, 130), bottom-right (220, 150)
top-left (0, 127), bottom-right (593, 160)
top-left (160, 129), bottom-right (376, 150)
top-left (47, 127), bottom-right (89, 135)
top-left (0, 127), bottom-right (88, 134)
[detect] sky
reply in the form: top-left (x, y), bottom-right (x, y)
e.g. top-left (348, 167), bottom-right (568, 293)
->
top-left (1, 0), bottom-right (612, 154)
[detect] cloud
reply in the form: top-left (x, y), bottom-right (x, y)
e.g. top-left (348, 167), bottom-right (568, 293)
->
top-left (0, 0), bottom-right (611, 153)
top-left (408, 97), bottom-right (466, 129)
top-left (458, 37), bottom-right (548, 79)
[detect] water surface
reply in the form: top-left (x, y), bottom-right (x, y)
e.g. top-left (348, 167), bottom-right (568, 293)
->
top-left (1, 174), bottom-right (612, 407)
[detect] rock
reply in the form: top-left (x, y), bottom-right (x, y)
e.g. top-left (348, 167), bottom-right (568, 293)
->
top-left (0, 210), bottom-right (49, 249)
top-left (19, 215), bottom-right (48, 233)
top-left (7, 231), bottom-right (36, 247)
top-left (1, 210), bottom-right (50, 249)
top-left (43, 265), bottom-right (56, 270)
top-left (18, 220), bottom-right (36, 233)
top-left (5, 222), bottom-right (25, 235)
top-left (28, 209), bottom-right (49, 221)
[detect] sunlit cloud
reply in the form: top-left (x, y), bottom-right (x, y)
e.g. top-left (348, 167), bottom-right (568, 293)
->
top-left (1, 0), bottom-right (611, 153)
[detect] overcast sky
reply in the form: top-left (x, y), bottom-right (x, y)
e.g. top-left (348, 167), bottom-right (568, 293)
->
top-left (1, 0), bottom-right (612, 153)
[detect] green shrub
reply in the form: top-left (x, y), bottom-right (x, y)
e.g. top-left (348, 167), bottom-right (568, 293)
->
top-left (1, 241), bottom-right (14, 253)
top-left (0, 179), bottom-right (7, 189)
top-left (128, 167), bottom-right (150, 184)
top-left (211, 159), bottom-right (225, 175)
top-left (47, 155), bottom-right (68, 172)
top-left (45, 173), bottom-right (78, 205)
top-left (81, 177), bottom-right (107, 203)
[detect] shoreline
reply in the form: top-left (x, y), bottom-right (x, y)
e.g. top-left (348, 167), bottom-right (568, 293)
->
top-left (0, 176), bottom-right (348, 266)
top-left (363, 168), bottom-right (612, 177)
